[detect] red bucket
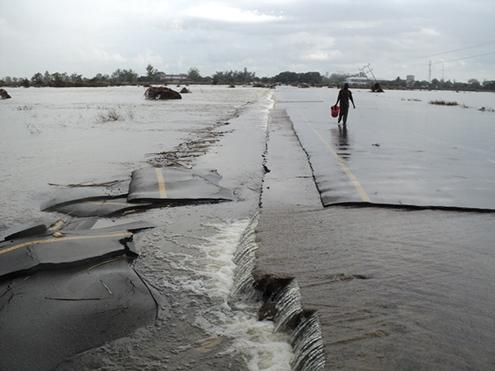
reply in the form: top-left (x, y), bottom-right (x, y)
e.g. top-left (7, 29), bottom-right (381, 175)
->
top-left (330, 105), bottom-right (340, 118)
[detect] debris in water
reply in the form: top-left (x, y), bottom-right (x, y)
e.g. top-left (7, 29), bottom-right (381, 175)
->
top-left (145, 86), bottom-right (182, 100)
top-left (0, 88), bottom-right (11, 99)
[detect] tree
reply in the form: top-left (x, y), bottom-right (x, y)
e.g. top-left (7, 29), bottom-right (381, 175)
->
top-left (43, 71), bottom-right (51, 85)
top-left (273, 71), bottom-right (322, 85)
top-left (482, 80), bottom-right (495, 90)
top-left (187, 67), bottom-right (201, 81)
top-left (468, 78), bottom-right (481, 89)
top-left (51, 72), bottom-right (64, 87)
top-left (300, 72), bottom-right (322, 85)
top-left (146, 64), bottom-right (158, 81)
top-left (31, 73), bottom-right (44, 87)
top-left (70, 73), bottom-right (83, 86)
top-left (212, 69), bottom-right (256, 85)
top-left (273, 71), bottom-right (299, 84)
top-left (111, 69), bottom-right (138, 84)
top-left (21, 78), bottom-right (30, 88)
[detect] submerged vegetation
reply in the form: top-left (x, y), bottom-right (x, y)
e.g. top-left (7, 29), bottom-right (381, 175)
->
top-left (430, 100), bottom-right (459, 106)
top-left (97, 109), bottom-right (123, 122)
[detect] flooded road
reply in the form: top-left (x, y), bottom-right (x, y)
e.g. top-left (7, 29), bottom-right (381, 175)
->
top-left (2, 85), bottom-right (495, 370)
top-left (257, 88), bottom-right (495, 370)
top-left (0, 86), bottom-right (294, 370)
top-left (276, 87), bottom-right (495, 208)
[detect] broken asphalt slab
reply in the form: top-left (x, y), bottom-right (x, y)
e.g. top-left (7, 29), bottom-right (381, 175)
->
top-left (42, 167), bottom-right (233, 217)
top-left (0, 257), bottom-right (158, 371)
top-left (0, 221), bottom-right (153, 278)
top-left (128, 167), bottom-right (233, 202)
top-left (44, 196), bottom-right (155, 218)
top-left (0, 221), bottom-right (159, 371)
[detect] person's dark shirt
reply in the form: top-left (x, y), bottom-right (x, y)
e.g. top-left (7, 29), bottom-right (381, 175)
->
top-left (337, 89), bottom-right (354, 107)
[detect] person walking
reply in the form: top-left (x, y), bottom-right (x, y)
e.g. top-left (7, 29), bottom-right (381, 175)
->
top-left (335, 83), bottom-right (356, 126)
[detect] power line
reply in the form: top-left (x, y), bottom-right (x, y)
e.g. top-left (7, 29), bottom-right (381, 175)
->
top-left (421, 40), bottom-right (495, 59)
top-left (432, 50), bottom-right (495, 64)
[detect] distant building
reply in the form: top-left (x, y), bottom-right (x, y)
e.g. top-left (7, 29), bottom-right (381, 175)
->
top-left (344, 76), bottom-right (369, 87)
top-left (406, 75), bottom-right (415, 84)
top-left (158, 73), bottom-right (188, 82)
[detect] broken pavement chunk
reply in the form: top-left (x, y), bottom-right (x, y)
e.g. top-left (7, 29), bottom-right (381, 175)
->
top-left (41, 168), bottom-right (233, 217)
top-left (0, 229), bottom-right (133, 278)
top-left (0, 222), bottom-right (48, 242)
top-left (0, 258), bottom-right (158, 371)
top-left (0, 220), bottom-right (158, 371)
top-left (41, 178), bottom-right (130, 212)
top-left (0, 221), bottom-right (153, 278)
top-left (128, 167), bottom-right (233, 202)
top-left (45, 196), bottom-right (154, 217)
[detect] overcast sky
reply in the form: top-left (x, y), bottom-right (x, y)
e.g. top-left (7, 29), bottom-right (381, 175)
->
top-left (1, 0), bottom-right (494, 81)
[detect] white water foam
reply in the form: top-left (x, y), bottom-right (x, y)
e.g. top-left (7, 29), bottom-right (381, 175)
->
top-left (161, 219), bottom-right (294, 370)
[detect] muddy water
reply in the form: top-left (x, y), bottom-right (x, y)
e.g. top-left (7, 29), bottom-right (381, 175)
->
top-left (1, 86), bottom-right (295, 370)
top-left (257, 89), bottom-right (495, 370)
top-left (59, 214), bottom-right (293, 371)
top-left (257, 206), bottom-right (495, 370)
top-left (0, 86), bottom-right (266, 226)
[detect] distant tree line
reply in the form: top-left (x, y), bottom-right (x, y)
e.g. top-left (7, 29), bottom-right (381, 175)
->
top-left (272, 71), bottom-right (323, 85)
top-left (374, 76), bottom-right (495, 92)
top-left (1, 65), bottom-right (494, 91)
top-left (0, 69), bottom-right (140, 88)
top-left (211, 68), bottom-right (255, 85)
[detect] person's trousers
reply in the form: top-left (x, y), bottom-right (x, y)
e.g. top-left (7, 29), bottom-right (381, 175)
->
top-left (338, 104), bottom-right (349, 124)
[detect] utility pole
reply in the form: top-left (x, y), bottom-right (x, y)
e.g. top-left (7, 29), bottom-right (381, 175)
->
top-left (428, 60), bottom-right (432, 82)
top-left (360, 63), bottom-right (377, 82)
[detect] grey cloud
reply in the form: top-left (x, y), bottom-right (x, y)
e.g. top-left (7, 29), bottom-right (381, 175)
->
top-left (0, 0), bottom-right (493, 81)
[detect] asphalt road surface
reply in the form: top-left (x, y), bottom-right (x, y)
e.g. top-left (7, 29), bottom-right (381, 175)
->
top-left (276, 87), bottom-right (495, 209)
top-left (257, 87), bottom-right (495, 370)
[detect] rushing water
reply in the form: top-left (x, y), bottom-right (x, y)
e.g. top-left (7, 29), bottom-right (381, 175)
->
top-left (1, 86), bottom-right (301, 370)
top-left (176, 219), bottom-right (294, 371)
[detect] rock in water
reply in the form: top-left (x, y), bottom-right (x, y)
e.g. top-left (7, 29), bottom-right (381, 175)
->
top-left (0, 88), bottom-right (11, 99)
top-left (144, 86), bottom-right (182, 100)
top-left (371, 83), bottom-right (384, 93)
top-left (180, 87), bottom-right (191, 94)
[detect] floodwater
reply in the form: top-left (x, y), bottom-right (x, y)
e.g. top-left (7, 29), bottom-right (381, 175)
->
top-left (257, 87), bottom-right (495, 370)
top-left (2, 85), bottom-right (495, 370)
top-left (0, 86), bottom-right (294, 370)
top-left (0, 86), bottom-right (263, 226)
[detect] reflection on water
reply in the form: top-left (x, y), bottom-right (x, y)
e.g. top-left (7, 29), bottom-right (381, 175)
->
top-left (331, 126), bottom-right (351, 160)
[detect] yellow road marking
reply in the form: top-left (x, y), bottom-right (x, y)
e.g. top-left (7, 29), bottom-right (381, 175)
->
top-left (304, 120), bottom-right (370, 202)
top-left (0, 231), bottom-right (132, 256)
top-left (154, 168), bottom-right (168, 198)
